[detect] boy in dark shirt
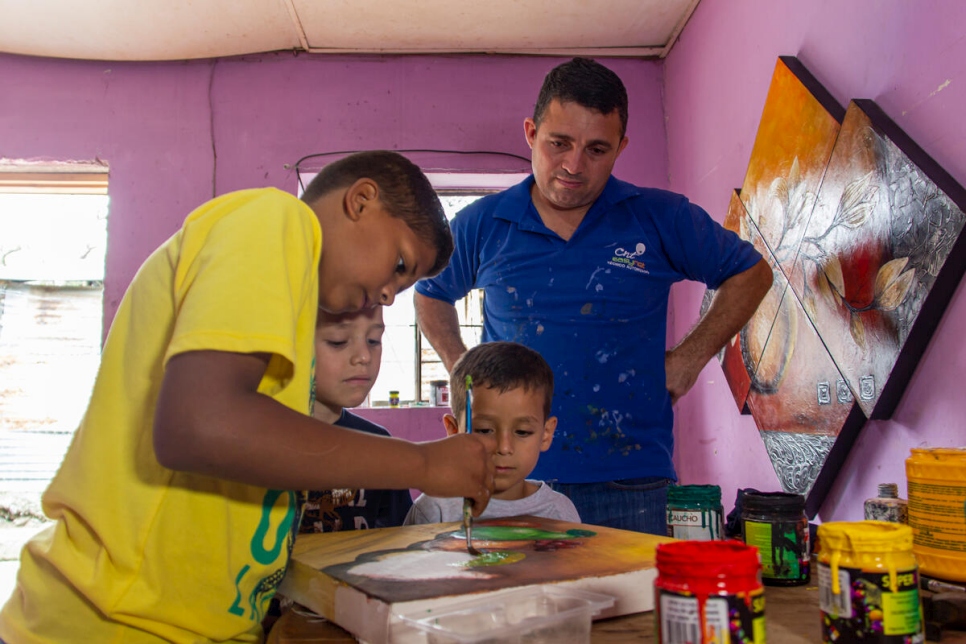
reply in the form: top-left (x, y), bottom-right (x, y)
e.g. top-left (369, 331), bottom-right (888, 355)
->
top-left (299, 306), bottom-right (412, 532)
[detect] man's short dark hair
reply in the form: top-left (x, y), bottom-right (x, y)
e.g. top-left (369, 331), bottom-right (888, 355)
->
top-left (300, 151), bottom-right (453, 277)
top-left (449, 341), bottom-right (554, 421)
top-left (533, 57), bottom-right (628, 138)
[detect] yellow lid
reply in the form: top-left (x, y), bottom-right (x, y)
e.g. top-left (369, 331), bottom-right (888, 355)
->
top-left (909, 447), bottom-right (966, 458)
top-left (818, 521), bottom-right (913, 554)
top-left (907, 447), bottom-right (966, 481)
top-left (818, 522), bottom-right (916, 595)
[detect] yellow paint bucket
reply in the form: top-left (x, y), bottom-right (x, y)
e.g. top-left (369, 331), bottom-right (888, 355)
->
top-left (816, 521), bottom-right (923, 642)
top-left (906, 447), bottom-right (966, 581)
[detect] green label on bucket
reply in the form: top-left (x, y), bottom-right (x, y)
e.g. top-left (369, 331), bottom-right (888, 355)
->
top-left (744, 520), bottom-right (804, 580)
top-left (819, 562), bottom-right (923, 641)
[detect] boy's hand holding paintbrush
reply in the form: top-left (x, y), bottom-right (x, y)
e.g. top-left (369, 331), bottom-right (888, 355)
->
top-left (462, 375), bottom-right (483, 555)
top-left (405, 374), bottom-right (494, 517)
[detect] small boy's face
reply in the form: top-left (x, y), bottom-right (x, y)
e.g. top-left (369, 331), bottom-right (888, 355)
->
top-left (444, 385), bottom-right (556, 502)
top-left (314, 307), bottom-right (385, 411)
top-left (315, 180), bottom-right (438, 314)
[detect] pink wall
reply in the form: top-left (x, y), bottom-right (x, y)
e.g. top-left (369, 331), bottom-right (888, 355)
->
top-left (11, 13), bottom-right (960, 522)
top-left (353, 407), bottom-right (450, 444)
top-left (1, 52), bottom-right (665, 486)
top-left (664, 0), bottom-right (966, 520)
top-left (0, 52), bottom-right (666, 325)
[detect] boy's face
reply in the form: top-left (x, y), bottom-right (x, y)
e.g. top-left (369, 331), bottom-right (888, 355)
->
top-left (315, 181), bottom-right (438, 314)
top-left (445, 385), bottom-right (556, 502)
top-left (314, 307), bottom-right (384, 411)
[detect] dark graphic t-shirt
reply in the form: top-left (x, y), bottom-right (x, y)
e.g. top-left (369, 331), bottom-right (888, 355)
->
top-left (297, 409), bottom-right (413, 533)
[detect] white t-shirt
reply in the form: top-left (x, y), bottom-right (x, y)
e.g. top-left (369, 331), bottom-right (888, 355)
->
top-left (404, 481), bottom-right (581, 525)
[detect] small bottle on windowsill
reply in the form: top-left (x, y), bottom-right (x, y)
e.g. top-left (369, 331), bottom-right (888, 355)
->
top-left (863, 483), bottom-right (908, 524)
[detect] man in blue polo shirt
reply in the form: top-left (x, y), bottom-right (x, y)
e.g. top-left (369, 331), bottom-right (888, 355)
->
top-left (414, 57), bottom-right (772, 535)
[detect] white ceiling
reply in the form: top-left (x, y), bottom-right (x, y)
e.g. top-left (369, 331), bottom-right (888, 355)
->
top-left (0, 0), bottom-right (701, 62)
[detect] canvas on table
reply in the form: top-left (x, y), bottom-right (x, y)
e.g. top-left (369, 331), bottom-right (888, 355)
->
top-left (277, 515), bottom-right (674, 644)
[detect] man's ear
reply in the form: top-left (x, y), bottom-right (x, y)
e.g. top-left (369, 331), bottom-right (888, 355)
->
top-left (524, 118), bottom-right (537, 150)
top-left (342, 177), bottom-right (380, 221)
top-left (442, 413), bottom-right (461, 437)
top-left (615, 135), bottom-right (630, 159)
top-left (540, 416), bottom-right (558, 452)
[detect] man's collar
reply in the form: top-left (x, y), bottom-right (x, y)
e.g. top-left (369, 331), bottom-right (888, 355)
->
top-left (493, 175), bottom-right (642, 224)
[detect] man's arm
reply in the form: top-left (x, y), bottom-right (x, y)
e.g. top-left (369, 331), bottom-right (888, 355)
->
top-left (414, 292), bottom-right (469, 372)
top-left (154, 350), bottom-right (493, 514)
top-left (665, 258), bottom-right (773, 404)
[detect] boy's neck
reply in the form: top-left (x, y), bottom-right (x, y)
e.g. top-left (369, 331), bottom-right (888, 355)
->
top-left (493, 479), bottom-right (540, 502)
top-left (312, 401), bottom-right (343, 425)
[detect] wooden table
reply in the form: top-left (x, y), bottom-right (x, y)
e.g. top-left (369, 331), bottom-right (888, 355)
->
top-left (267, 583), bottom-right (966, 643)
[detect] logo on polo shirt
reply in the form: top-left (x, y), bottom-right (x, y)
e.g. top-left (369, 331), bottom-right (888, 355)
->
top-left (608, 242), bottom-right (648, 273)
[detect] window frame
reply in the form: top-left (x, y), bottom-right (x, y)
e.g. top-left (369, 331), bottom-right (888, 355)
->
top-left (297, 169), bottom-right (529, 406)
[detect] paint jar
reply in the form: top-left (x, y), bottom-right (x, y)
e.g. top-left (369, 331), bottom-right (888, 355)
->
top-left (863, 483), bottom-right (908, 524)
top-left (655, 540), bottom-right (765, 644)
top-left (430, 380), bottom-right (449, 407)
top-left (389, 390), bottom-right (400, 408)
top-left (816, 521), bottom-right (924, 643)
top-left (740, 491), bottom-right (809, 586)
top-left (906, 447), bottom-right (966, 582)
top-left (666, 484), bottom-right (724, 541)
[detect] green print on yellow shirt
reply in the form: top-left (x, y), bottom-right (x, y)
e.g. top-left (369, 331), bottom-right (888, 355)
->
top-left (229, 489), bottom-right (297, 621)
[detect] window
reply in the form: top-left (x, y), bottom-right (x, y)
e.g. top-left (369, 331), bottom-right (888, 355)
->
top-left (380, 193), bottom-right (484, 406)
top-left (0, 165), bottom-right (108, 500)
top-left (298, 171), bottom-right (527, 406)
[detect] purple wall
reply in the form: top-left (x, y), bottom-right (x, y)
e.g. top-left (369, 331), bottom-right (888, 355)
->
top-left (9, 11), bottom-right (961, 523)
top-left (664, 0), bottom-right (966, 520)
top-left (1, 52), bottom-right (666, 322)
top-left (0, 52), bottom-right (664, 500)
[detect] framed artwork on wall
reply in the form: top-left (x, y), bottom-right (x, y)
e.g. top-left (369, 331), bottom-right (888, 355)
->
top-left (714, 57), bottom-right (966, 515)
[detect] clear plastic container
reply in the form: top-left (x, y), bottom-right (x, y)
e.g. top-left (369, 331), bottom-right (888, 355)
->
top-left (396, 586), bottom-right (615, 644)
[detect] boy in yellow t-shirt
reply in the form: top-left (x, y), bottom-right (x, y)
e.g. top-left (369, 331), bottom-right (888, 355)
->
top-left (0, 151), bottom-right (494, 644)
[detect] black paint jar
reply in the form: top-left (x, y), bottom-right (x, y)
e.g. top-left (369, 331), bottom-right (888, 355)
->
top-left (740, 491), bottom-right (810, 586)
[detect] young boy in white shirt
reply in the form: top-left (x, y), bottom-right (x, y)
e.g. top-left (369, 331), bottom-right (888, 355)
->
top-left (405, 341), bottom-right (579, 525)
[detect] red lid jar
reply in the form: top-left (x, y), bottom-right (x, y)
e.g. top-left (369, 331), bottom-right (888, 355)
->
top-left (654, 540), bottom-right (766, 643)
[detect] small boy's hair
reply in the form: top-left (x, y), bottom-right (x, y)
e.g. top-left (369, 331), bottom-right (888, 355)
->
top-left (449, 341), bottom-right (554, 421)
top-left (533, 57), bottom-right (628, 138)
top-left (300, 151), bottom-right (453, 276)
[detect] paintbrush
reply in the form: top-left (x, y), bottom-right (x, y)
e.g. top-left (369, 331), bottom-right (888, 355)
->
top-left (463, 374), bottom-right (482, 556)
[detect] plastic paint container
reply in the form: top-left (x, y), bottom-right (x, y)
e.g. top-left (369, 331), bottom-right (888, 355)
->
top-left (816, 521), bottom-right (923, 643)
top-left (398, 585), bottom-right (615, 644)
top-left (906, 447), bottom-right (966, 582)
top-left (740, 491), bottom-right (810, 586)
top-left (655, 540), bottom-right (765, 644)
top-left (667, 484), bottom-right (724, 541)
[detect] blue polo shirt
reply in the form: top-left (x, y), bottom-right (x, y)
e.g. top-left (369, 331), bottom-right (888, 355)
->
top-left (416, 176), bottom-right (762, 484)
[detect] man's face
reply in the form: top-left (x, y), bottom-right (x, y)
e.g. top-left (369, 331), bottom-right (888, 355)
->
top-left (524, 99), bottom-right (628, 216)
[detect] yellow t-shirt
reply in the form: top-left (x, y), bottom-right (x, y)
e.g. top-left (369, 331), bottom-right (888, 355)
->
top-left (0, 188), bottom-right (322, 643)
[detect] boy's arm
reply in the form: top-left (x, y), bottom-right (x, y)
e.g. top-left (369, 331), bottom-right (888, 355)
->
top-left (154, 350), bottom-right (493, 514)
